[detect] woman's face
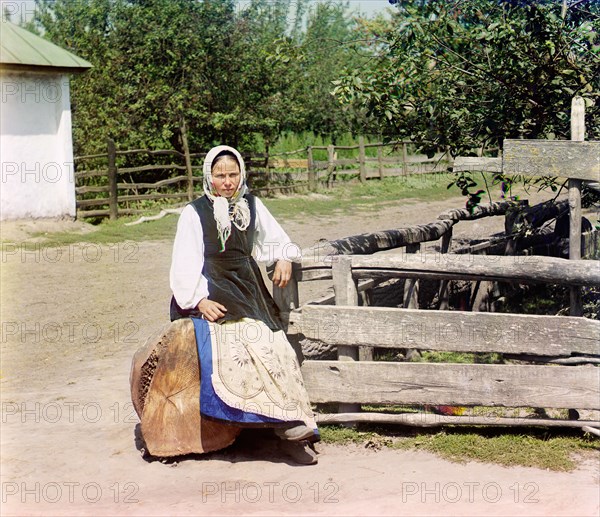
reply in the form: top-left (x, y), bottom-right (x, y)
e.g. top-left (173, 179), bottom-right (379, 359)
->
top-left (211, 156), bottom-right (241, 198)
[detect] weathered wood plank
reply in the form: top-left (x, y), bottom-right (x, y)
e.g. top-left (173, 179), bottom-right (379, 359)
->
top-left (358, 136), bottom-right (366, 183)
top-left (77, 192), bottom-right (188, 207)
top-left (347, 253), bottom-right (600, 287)
top-left (300, 306), bottom-right (600, 356)
top-left (453, 157), bottom-right (502, 173)
top-left (503, 140), bottom-right (600, 181)
top-left (295, 253), bottom-right (600, 285)
top-left (300, 361), bottom-right (600, 409)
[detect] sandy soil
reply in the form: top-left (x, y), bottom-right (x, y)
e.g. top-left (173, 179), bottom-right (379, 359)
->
top-left (1, 192), bottom-right (598, 516)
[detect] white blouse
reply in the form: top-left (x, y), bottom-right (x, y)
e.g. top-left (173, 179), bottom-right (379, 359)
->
top-left (170, 197), bottom-right (300, 310)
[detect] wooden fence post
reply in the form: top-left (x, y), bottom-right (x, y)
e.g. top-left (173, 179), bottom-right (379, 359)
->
top-left (307, 146), bottom-right (316, 192)
top-left (402, 142), bottom-right (408, 176)
top-left (437, 228), bottom-right (453, 310)
top-left (358, 136), bottom-right (366, 183)
top-left (377, 145), bottom-right (384, 179)
top-left (272, 266), bottom-right (299, 333)
top-left (332, 256), bottom-right (360, 415)
top-left (180, 119), bottom-right (194, 202)
top-left (569, 96), bottom-right (584, 316)
top-left (327, 144), bottom-right (335, 188)
top-left (107, 138), bottom-right (118, 221)
top-left (403, 243), bottom-right (421, 309)
top-left (403, 243), bottom-right (422, 361)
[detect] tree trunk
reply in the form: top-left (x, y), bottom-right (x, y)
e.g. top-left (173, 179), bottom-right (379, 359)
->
top-left (130, 318), bottom-right (240, 457)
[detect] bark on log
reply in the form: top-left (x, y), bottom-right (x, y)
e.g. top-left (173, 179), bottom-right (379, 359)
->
top-left (437, 201), bottom-right (512, 221)
top-left (130, 319), bottom-right (240, 457)
top-left (328, 219), bottom-right (455, 255)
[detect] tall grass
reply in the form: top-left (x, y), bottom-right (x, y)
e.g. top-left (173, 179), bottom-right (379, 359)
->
top-left (263, 131), bottom-right (415, 160)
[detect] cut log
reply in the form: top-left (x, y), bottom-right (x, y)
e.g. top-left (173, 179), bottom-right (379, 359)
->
top-left (130, 318), bottom-right (240, 457)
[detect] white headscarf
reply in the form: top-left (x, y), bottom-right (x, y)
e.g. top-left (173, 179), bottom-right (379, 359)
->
top-left (202, 145), bottom-right (251, 251)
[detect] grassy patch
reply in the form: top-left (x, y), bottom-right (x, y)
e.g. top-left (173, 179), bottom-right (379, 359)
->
top-left (264, 175), bottom-right (458, 221)
top-left (5, 212), bottom-right (180, 247)
top-left (393, 431), bottom-right (597, 471)
top-left (319, 425), bottom-right (598, 471)
top-left (3, 175), bottom-right (458, 246)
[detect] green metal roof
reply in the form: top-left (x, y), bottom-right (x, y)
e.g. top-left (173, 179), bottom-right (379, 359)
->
top-left (1, 20), bottom-right (92, 72)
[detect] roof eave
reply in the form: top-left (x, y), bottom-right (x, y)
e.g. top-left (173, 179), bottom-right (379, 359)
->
top-left (0, 63), bottom-right (92, 74)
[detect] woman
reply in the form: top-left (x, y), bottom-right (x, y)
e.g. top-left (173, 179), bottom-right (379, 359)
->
top-left (169, 145), bottom-right (319, 465)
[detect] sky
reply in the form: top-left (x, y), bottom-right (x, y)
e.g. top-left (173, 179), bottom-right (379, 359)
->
top-left (236, 0), bottom-right (394, 18)
top-left (343, 0), bottom-right (393, 17)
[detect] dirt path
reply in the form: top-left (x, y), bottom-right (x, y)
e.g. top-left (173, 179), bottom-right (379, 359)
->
top-left (1, 192), bottom-right (598, 516)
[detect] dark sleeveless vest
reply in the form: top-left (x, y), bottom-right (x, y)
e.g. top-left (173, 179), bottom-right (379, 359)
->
top-left (169, 194), bottom-right (282, 331)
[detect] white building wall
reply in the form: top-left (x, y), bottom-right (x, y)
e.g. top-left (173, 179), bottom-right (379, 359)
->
top-left (1, 70), bottom-right (77, 220)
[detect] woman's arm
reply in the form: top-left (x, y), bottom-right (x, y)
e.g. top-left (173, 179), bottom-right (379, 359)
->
top-left (253, 197), bottom-right (299, 288)
top-left (253, 197), bottom-right (301, 264)
top-left (170, 205), bottom-right (228, 321)
top-left (169, 205), bottom-right (210, 310)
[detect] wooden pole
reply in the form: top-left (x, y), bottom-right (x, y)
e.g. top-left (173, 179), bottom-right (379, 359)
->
top-left (569, 96), bottom-right (585, 316)
top-left (315, 412), bottom-right (600, 429)
top-left (327, 144), bottom-right (335, 188)
top-left (403, 243), bottom-right (422, 361)
top-left (402, 142), bottom-right (408, 176)
top-left (377, 145), bottom-right (384, 179)
top-left (307, 146), bottom-right (316, 192)
top-left (332, 256), bottom-right (360, 416)
top-left (107, 138), bottom-right (118, 221)
top-left (437, 228), bottom-right (453, 310)
top-left (180, 119), bottom-right (194, 202)
top-left (403, 243), bottom-right (421, 309)
top-left (358, 136), bottom-right (366, 183)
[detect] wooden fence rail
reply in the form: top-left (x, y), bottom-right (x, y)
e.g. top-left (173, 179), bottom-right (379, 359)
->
top-left (74, 138), bottom-right (468, 219)
top-left (74, 138), bottom-right (267, 220)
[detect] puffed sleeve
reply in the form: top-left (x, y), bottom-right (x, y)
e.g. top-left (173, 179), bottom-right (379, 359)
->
top-left (253, 197), bottom-right (302, 264)
top-left (169, 205), bottom-right (210, 309)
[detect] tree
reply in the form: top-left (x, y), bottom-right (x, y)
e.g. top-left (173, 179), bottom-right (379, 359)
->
top-left (334, 0), bottom-right (600, 156)
top-left (108, 0), bottom-right (238, 151)
top-left (212, 0), bottom-right (308, 151)
top-left (297, 2), bottom-right (367, 142)
top-left (31, 0), bottom-right (382, 157)
top-left (34, 0), bottom-right (121, 155)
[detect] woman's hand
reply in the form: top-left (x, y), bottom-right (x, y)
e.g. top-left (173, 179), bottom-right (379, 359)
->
top-left (272, 259), bottom-right (292, 288)
top-left (197, 298), bottom-right (227, 322)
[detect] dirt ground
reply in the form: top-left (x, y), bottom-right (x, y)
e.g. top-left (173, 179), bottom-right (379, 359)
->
top-left (1, 192), bottom-right (598, 516)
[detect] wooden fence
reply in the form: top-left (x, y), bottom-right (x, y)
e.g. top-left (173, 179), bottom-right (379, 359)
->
top-left (272, 138), bottom-right (455, 190)
top-left (74, 138), bottom-right (456, 219)
top-left (272, 199), bottom-right (599, 431)
top-left (272, 100), bottom-right (600, 432)
top-left (74, 137), bottom-right (268, 219)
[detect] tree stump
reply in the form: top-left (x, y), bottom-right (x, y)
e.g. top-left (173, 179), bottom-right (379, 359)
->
top-left (130, 318), bottom-right (240, 457)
